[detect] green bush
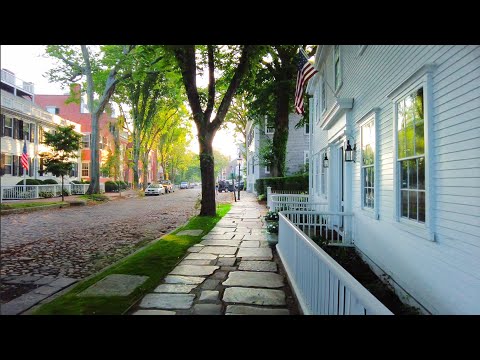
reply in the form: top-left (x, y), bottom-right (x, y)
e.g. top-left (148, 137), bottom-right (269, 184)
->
top-left (258, 194), bottom-right (266, 201)
top-left (62, 188), bottom-right (70, 196)
top-left (70, 180), bottom-right (82, 184)
top-left (267, 222), bottom-right (279, 234)
top-left (16, 179), bottom-right (42, 185)
top-left (105, 181), bottom-right (119, 192)
top-left (42, 179), bottom-right (59, 184)
top-left (39, 191), bottom-right (55, 198)
top-left (255, 174), bottom-right (309, 196)
top-left (265, 211), bottom-right (279, 221)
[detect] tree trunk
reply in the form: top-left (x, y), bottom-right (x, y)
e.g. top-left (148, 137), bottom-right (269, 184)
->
top-left (142, 153), bottom-right (149, 190)
top-left (271, 79), bottom-right (290, 177)
top-left (87, 112), bottom-right (101, 194)
top-left (61, 175), bottom-right (64, 202)
top-left (133, 133), bottom-right (140, 189)
top-left (199, 130), bottom-right (216, 216)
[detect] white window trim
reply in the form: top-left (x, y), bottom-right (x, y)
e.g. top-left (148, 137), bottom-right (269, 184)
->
top-left (357, 108), bottom-right (380, 220)
top-left (333, 45), bottom-right (343, 94)
top-left (82, 162), bottom-right (90, 177)
top-left (4, 116), bottom-right (13, 137)
top-left (321, 74), bottom-right (327, 115)
top-left (389, 63), bottom-right (436, 242)
top-left (264, 165), bottom-right (270, 174)
top-left (304, 150), bottom-right (309, 165)
top-left (3, 154), bottom-right (13, 175)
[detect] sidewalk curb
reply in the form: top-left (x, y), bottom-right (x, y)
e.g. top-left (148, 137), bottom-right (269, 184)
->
top-left (0, 203), bottom-right (69, 216)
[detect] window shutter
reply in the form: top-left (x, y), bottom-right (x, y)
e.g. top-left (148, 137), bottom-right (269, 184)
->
top-left (19, 120), bottom-right (24, 140)
top-left (0, 114), bottom-right (4, 137)
top-left (0, 153), bottom-right (5, 175)
top-left (30, 123), bottom-right (35, 142)
top-left (13, 118), bottom-right (18, 139)
top-left (12, 155), bottom-right (17, 176)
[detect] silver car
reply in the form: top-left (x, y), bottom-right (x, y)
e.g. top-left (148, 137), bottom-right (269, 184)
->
top-left (144, 183), bottom-right (166, 196)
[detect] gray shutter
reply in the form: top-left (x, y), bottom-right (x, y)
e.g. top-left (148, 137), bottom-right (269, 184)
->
top-left (0, 153), bottom-right (5, 175)
top-left (0, 114), bottom-right (4, 137)
top-left (19, 120), bottom-right (24, 140)
top-left (12, 155), bottom-right (17, 176)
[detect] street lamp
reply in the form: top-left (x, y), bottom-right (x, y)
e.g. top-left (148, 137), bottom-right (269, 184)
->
top-left (237, 154), bottom-right (243, 200)
top-left (230, 166), bottom-right (236, 202)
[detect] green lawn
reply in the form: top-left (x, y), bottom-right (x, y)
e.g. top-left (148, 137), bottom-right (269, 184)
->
top-left (1, 201), bottom-right (66, 210)
top-left (32, 203), bottom-right (231, 315)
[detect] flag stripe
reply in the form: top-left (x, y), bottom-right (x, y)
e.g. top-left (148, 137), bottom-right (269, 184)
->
top-left (21, 140), bottom-right (29, 170)
top-left (294, 49), bottom-right (318, 115)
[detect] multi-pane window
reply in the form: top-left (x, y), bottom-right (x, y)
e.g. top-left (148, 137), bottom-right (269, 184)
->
top-left (82, 162), bottom-right (89, 177)
top-left (30, 123), bottom-right (35, 142)
top-left (4, 117), bottom-right (13, 137)
top-left (46, 106), bottom-right (60, 115)
top-left (304, 151), bottom-right (309, 165)
top-left (265, 120), bottom-right (275, 134)
top-left (304, 122), bottom-right (309, 134)
top-left (334, 45), bottom-right (342, 91)
top-left (265, 165), bottom-right (271, 174)
top-left (362, 119), bottom-right (375, 209)
top-left (23, 122), bottom-right (30, 141)
top-left (82, 134), bottom-right (90, 148)
top-left (398, 87), bottom-right (425, 223)
top-left (1, 153), bottom-right (13, 175)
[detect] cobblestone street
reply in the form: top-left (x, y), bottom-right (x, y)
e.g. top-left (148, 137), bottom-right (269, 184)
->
top-left (1, 188), bottom-right (230, 304)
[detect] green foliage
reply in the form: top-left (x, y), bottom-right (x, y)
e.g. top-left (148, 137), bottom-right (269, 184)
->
top-left (267, 222), bottom-right (279, 234)
top-left (255, 174), bottom-right (309, 196)
top-left (265, 211), bottom-right (279, 221)
top-left (259, 142), bottom-right (274, 167)
top-left (257, 194), bottom-right (266, 201)
top-left (16, 179), bottom-right (42, 185)
top-left (39, 191), bottom-right (55, 198)
top-left (79, 194), bottom-right (109, 202)
top-left (104, 181), bottom-right (119, 192)
top-left (41, 179), bottom-right (59, 184)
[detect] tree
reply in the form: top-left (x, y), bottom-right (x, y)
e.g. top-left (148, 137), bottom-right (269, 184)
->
top-left (40, 125), bottom-right (82, 201)
top-left (44, 45), bottom-right (135, 194)
top-left (224, 94), bottom-right (249, 162)
top-left (171, 45), bottom-right (257, 216)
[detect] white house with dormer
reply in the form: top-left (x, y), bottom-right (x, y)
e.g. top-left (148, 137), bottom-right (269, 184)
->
top-left (305, 45), bottom-right (480, 314)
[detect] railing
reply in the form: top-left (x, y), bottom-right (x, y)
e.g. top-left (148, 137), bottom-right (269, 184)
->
top-left (1, 183), bottom-right (101, 200)
top-left (281, 210), bottom-right (354, 246)
top-left (266, 187), bottom-right (309, 209)
top-left (277, 212), bottom-right (392, 315)
top-left (1, 69), bottom-right (34, 93)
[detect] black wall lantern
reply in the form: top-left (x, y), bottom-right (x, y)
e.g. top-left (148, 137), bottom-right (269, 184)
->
top-left (345, 140), bottom-right (356, 162)
top-left (323, 153), bottom-right (329, 168)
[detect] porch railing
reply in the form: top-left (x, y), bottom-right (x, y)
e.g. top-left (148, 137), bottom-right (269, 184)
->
top-left (267, 191), bottom-right (309, 210)
top-left (277, 212), bottom-right (392, 315)
top-left (1, 183), bottom-right (101, 200)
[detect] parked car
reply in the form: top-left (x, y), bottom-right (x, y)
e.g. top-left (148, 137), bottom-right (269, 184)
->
top-left (160, 180), bottom-right (174, 193)
top-left (180, 181), bottom-right (189, 189)
top-left (217, 180), bottom-right (228, 192)
top-left (144, 183), bottom-right (165, 196)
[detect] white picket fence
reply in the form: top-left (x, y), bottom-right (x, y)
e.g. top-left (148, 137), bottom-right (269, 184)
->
top-left (266, 187), bottom-right (309, 210)
top-left (277, 212), bottom-right (392, 315)
top-left (0, 183), bottom-right (103, 200)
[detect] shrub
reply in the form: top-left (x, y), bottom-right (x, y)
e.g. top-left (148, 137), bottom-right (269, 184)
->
top-left (70, 180), bottom-right (82, 184)
top-left (255, 174), bottom-right (308, 196)
top-left (16, 179), bottom-right (42, 185)
top-left (258, 194), bottom-right (266, 201)
top-left (267, 222), bottom-right (279, 234)
top-left (265, 211), bottom-right (279, 221)
top-left (42, 179), bottom-right (59, 185)
top-left (105, 181), bottom-right (119, 192)
top-left (62, 188), bottom-right (70, 196)
top-left (39, 191), bottom-right (55, 198)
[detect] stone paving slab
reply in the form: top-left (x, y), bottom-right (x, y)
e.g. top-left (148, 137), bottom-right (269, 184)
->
top-left (33, 285), bottom-right (62, 296)
top-left (33, 276), bottom-right (56, 285)
top-left (185, 253), bottom-right (218, 260)
top-left (201, 279), bottom-right (221, 290)
top-left (223, 287), bottom-right (286, 306)
top-left (222, 271), bottom-right (284, 288)
top-left (200, 240), bottom-right (241, 247)
top-left (180, 259), bottom-right (216, 266)
top-left (232, 234), bottom-right (245, 240)
top-left (177, 230), bottom-right (203, 236)
top-left (242, 234), bottom-right (267, 241)
top-left (49, 277), bottom-right (78, 288)
top-left (139, 293), bottom-right (195, 310)
top-left (238, 261), bottom-right (277, 272)
top-left (237, 247), bottom-right (272, 260)
top-left (153, 284), bottom-right (197, 293)
top-left (216, 258), bottom-right (236, 267)
top-left (199, 246), bottom-right (237, 255)
top-left (226, 305), bottom-right (289, 315)
top-left (187, 247), bottom-right (203, 253)
top-left (192, 304), bottom-right (222, 315)
top-left (240, 241), bottom-right (260, 248)
top-left (78, 274), bottom-right (148, 297)
top-left (170, 265), bottom-right (219, 276)
top-left (201, 234), bottom-right (235, 240)
top-left (0, 292), bottom-right (48, 315)
top-left (164, 275), bottom-right (205, 285)
top-left (132, 310), bottom-right (176, 315)
top-left (210, 271), bottom-right (228, 280)
top-left (199, 290), bottom-right (219, 302)
top-left (4, 274), bottom-right (42, 284)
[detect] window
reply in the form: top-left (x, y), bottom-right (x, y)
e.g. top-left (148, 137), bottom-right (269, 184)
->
top-left (23, 122), bottom-right (30, 142)
top-left (321, 73), bottom-right (326, 113)
top-left (39, 157), bottom-right (45, 176)
top-left (397, 87), bottom-right (425, 223)
top-left (39, 126), bottom-right (45, 143)
top-left (4, 116), bottom-right (13, 137)
top-left (265, 165), bottom-right (270, 174)
top-left (30, 123), bottom-right (35, 142)
top-left (69, 163), bottom-right (78, 177)
top-left (1, 153), bottom-right (13, 175)
top-left (82, 162), bottom-right (89, 177)
top-left (333, 45), bottom-right (342, 91)
top-left (361, 118), bottom-right (375, 209)
top-left (82, 134), bottom-right (90, 148)
top-left (46, 106), bottom-right (60, 115)
top-left (265, 117), bottom-right (274, 134)
top-left (304, 151), bottom-right (309, 165)
top-left (304, 121), bottom-right (310, 135)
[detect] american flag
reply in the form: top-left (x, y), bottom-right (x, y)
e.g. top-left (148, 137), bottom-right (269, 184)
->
top-left (21, 139), bottom-right (29, 171)
top-left (294, 49), bottom-right (318, 115)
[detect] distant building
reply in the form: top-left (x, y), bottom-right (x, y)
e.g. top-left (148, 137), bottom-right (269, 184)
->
top-left (1, 69), bottom-right (82, 186)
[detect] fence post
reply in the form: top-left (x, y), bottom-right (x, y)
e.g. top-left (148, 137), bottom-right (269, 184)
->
top-left (267, 186), bottom-right (272, 209)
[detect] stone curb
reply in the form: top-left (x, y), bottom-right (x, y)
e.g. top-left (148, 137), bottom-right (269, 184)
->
top-left (0, 203), bottom-right (69, 216)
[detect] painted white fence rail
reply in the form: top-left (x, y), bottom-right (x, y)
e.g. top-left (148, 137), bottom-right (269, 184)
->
top-left (1, 183), bottom-right (101, 200)
top-left (281, 210), bottom-right (354, 246)
top-left (277, 212), bottom-right (392, 315)
top-left (266, 188), bottom-right (309, 210)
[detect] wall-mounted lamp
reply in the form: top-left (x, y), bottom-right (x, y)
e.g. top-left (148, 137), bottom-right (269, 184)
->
top-left (345, 139), bottom-right (356, 162)
top-left (323, 153), bottom-right (329, 168)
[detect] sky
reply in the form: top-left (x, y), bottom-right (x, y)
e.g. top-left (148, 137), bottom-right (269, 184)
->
top-left (0, 45), bottom-right (241, 160)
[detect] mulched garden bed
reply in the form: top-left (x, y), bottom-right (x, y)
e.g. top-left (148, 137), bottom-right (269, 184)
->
top-left (322, 246), bottom-right (421, 315)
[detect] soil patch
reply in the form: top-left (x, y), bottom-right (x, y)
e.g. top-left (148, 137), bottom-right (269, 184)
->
top-left (322, 246), bottom-right (421, 315)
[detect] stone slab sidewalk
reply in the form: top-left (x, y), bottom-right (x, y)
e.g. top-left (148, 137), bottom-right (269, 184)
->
top-left (129, 192), bottom-right (299, 315)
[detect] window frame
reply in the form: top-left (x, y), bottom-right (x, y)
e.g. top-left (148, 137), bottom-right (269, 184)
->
top-left (2, 153), bottom-right (13, 175)
top-left (333, 45), bottom-right (343, 93)
top-left (4, 116), bottom-right (13, 138)
top-left (82, 133), bottom-right (91, 149)
top-left (321, 72), bottom-right (327, 114)
top-left (82, 162), bottom-right (90, 177)
top-left (389, 64), bottom-right (436, 241)
top-left (264, 165), bottom-right (270, 174)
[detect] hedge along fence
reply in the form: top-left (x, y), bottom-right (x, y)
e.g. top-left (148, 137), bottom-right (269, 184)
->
top-left (255, 174), bottom-right (309, 196)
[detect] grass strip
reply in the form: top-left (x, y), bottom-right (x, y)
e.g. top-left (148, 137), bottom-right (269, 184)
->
top-left (1, 202), bottom-right (66, 210)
